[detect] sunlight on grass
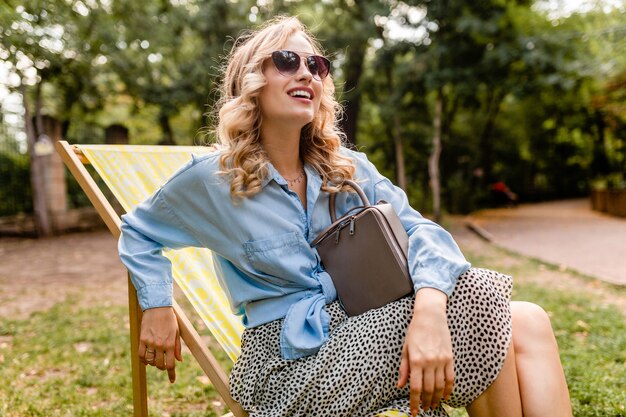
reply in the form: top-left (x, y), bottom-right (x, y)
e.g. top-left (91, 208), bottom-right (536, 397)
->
top-left (463, 244), bottom-right (626, 417)
top-left (0, 296), bottom-right (230, 417)
top-left (1, 248), bottom-right (625, 416)
top-left (515, 283), bottom-right (626, 416)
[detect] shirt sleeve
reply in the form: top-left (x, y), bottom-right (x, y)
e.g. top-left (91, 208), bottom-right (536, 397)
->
top-left (355, 151), bottom-right (471, 296)
top-left (119, 186), bottom-right (202, 311)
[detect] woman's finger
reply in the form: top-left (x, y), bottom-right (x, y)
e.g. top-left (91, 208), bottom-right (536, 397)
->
top-left (165, 348), bottom-right (175, 370)
top-left (138, 342), bottom-right (148, 365)
top-left (409, 363), bottom-right (423, 417)
top-left (167, 366), bottom-right (176, 383)
top-left (154, 348), bottom-right (166, 370)
top-left (443, 360), bottom-right (455, 401)
top-left (175, 331), bottom-right (183, 362)
top-left (420, 367), bottom-right (435, 412)
top-left (397, 345), bottom-right (409, 388)
top-left (144, 347), bottom-right (157, 366)
top-left (430, 366), bottom-right (446, 410)
top-left (167, 332), bottom-right (182, 383)
top-left (165, 347), bottom-right (176, 382)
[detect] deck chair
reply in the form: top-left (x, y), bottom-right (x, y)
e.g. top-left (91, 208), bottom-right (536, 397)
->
top-left (56, 141), bottom-right (409, 417)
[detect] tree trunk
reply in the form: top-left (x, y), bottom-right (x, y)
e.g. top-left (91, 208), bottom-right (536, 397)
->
top-left (393, 114), bottom-right (407, 192)
top-left (22, 84), bottom-right (52, 237)
top-left (479, 88), bottom-right (505, 184)
top-left (429, 89), bottom-right (443, 223)
top-left (382, 52), bottom-right (407, 193)
top-left (35, 82), bottom-right (44, 137)
top-left (61, 119), bottom-right (71, 140)
top-left (158, 113), bottom-right (175, 145)
top-left (339, 42), bottom-right (366, 146)
top-left (591, 110), bottom-right (610, 177)
top-left (442, 94), bottom-right (459, 140)
top-left (105, 124), bottom-right (130, 145)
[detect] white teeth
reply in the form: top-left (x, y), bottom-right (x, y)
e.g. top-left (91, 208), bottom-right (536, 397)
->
top-left (289, 90), bottom-right (311, 99)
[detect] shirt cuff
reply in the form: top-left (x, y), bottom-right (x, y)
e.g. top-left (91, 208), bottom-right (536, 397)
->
top-left (136, 284), bottom-right (173, 311)
top-left (412, 263), bottom-right (471, 297)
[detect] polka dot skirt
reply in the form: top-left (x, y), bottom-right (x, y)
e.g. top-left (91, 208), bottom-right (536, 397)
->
top-left (229, 268), bottom-right (513, 417)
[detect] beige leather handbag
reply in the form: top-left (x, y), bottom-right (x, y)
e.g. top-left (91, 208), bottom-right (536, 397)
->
top-left (311, 180), bottom-right (413, 316)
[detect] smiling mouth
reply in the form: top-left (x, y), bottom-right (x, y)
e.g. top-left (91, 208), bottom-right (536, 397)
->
top-left (288, 90), bottom-right (312, 100)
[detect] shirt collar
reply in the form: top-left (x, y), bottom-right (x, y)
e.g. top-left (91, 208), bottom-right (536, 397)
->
top-left (261, 163), bottom-right (280, 188)
top-left (261, 161), bottom-right (322, 191)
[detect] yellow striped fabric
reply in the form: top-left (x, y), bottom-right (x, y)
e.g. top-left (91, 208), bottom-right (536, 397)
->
top-left (79, 144), bottom-right (243, 361)
top-left (79, 144), bottom-right (409, 417)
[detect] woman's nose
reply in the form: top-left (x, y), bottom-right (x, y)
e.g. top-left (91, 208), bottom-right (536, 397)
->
top-left (295, 58), bottom-right (313, 81)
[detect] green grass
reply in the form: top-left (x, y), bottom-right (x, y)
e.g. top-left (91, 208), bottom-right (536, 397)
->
top-left (462, 243), bottom-right (626, 417)
top-left (517, 284), bottom-right (626, 416)
top-left (1, 247), bottom-right (625, 416)
top-left (0, 296), bottom-right (231, 417)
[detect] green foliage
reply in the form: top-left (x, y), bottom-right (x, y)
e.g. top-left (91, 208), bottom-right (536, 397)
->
top-left (100, 0), bottom-right (257, 142)
top-left (0, 151), bottom-right (32, 216)
top-left (0, 0), bottom-right (109, 117)
top-left (1, 0), bottom-right (625, 214)
top-left (353, 1), bottom-right (625, 210)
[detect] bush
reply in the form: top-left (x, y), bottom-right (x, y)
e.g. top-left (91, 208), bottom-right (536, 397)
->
top-left (0, 152), bottom-right (32, 216)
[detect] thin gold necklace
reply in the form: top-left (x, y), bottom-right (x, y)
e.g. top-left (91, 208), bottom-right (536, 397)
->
top-left (284, 169), bottom-right (306, 186)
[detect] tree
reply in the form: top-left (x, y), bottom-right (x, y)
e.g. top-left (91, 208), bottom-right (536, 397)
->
top-left (294, 0), bottom-right (398, 146)
top-left (103, 0), bottom-right (256, 145)
top-left (357, 0), bottom-right (536, 218)
top-left (1, 0), bottom-right (106, 235)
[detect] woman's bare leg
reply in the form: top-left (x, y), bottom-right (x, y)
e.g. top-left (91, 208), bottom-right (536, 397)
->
top-left (511, 301), bottom-right (572, 417)
top-left (465, 342), bottom-right (523, 417)
top-left (466, 301), bottom-right (572, 417)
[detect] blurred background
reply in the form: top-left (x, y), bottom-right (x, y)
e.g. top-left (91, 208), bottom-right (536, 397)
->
top-left (0, 0), bottom-right (624, 236)
top-left (1, 3), bottom-right (626, 416)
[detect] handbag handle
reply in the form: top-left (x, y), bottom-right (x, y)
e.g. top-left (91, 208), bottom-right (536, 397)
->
top-left (329, 179), bottom-right (371, 222)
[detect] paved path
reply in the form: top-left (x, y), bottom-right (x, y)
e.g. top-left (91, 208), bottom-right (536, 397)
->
top-left (468, 198), bottom-right (626, 286)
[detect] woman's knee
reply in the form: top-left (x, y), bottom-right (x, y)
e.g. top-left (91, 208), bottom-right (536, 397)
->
top-left (511, 301), bottom-right (556, 354)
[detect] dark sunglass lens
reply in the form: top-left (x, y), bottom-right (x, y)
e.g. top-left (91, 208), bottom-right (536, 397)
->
top-left (272, 51), bottom-right (331, 79)
top-left (309, 56), bottom-right (330, 79)
top-left (272, 50), bottom-right (300, 74)
top-left (306, 56), bottom-right (319, 76)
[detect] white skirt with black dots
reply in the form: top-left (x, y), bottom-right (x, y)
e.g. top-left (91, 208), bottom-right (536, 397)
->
top-left (229, 268), bottom-right (513, 417)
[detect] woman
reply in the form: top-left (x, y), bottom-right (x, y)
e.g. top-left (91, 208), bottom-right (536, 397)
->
top-left (118, 16), bottom-right (572, 417)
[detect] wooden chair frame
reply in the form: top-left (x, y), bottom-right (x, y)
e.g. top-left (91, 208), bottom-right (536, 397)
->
top-left (56, 140), bottom-right (247, 417)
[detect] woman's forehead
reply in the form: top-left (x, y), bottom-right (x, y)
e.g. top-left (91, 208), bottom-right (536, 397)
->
top-left (281, 32), bottom-right (315, 54)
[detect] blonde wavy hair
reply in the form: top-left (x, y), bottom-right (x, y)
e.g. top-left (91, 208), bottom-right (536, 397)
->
top-left (214, 15), bottom-right (355, 199)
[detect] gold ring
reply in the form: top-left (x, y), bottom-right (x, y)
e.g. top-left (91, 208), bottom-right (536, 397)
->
top-left (145, 348), bottom-right (156, 362)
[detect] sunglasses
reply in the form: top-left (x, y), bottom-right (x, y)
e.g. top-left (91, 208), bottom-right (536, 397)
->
top-left (271, 50), bottom-right (331, 81)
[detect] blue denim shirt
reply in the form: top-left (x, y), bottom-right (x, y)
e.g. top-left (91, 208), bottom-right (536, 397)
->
top-left (118, 148), bottom-right (470, 359)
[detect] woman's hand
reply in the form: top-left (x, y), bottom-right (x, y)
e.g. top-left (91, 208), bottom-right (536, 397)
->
top-left (397, 288), bottom-right (454, 416)
top-left (139, 306), bottom-right (182, 383)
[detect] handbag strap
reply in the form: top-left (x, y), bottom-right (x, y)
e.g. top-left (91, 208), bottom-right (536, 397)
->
top-left (329, 179), bottom-right (371, 222)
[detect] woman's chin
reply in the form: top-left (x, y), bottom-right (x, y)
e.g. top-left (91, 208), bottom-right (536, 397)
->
top-left (263, 109), bottom-right (316, 130)
top-left (286, 112), bottom-right (316, 128)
